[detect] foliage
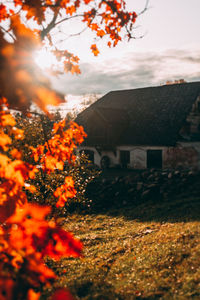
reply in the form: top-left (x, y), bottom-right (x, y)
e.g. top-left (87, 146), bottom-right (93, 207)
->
top-left (0, 0), bottom-right (138, 112)
top-left (14, 113), bottom-right (100, 215)
top-left (0, 99), bottom-right (84, 299)
top-left (0, 0), bottom-right (140, 299)
top-left (13, 112), bottom-right (63, 162)
top-left (61, 153), bottom-right (101, 213)
top-left (27, 159), bottom-right (99, 216)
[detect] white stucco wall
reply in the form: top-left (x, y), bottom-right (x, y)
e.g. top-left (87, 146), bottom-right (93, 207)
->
top-left (79, 145), bottom-right (165, 169)
top-left (131, 148), bottom-right (146, 169)
top-left (78, 143), bottom-right (200, 169)
top-left (117, 146), bottom-right (147, 169)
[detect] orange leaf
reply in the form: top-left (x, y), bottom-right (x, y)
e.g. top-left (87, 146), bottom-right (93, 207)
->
top-left (1, 114), bottom-right (16, 127)
top-left (27, 289), bottom-right (41, 300)
top-left (90, 23), bottom-right (99, 31)
top-left (0, 131), bottom-right (12, 151)
top-left (97, 29), bottom-right (105, 37)
top-left (34, 87), bottom-right (64, 113)
top-left (10, 148), bottom-right (22, 159)
top-left (0, 4), bottom-right (8, 21)
top-left (90, 44), bottom-right (99, 56)
top-left (66, 5), bottom-right (76, 16)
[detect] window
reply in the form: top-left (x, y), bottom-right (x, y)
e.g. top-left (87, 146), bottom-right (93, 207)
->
top-left (120, 150), bottom-right (130, 168)
top-left (198, 101), bottom-right (200, 113)
top-left (147, 150), bottom-right (162, 169)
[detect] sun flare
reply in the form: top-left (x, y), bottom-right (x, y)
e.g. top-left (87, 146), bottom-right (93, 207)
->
top-left (34, 48), bottom-right (58, 70)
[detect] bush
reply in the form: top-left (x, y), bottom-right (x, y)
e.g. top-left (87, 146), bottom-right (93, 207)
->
top-left (15, 114), bottom-right (100, 216)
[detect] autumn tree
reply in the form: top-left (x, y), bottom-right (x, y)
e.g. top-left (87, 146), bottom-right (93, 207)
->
top-left (0, 99), bottom-right (85, 299)
top-left (14, 113), bottom-right (99, 215)
top-left (0, 0), bottom-right (144, 299)
top-left (0, 0), bottom-right (143, 111)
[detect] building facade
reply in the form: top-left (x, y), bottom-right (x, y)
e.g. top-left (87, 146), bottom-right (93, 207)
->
top-left (76, 82), bottom-right (200, 169)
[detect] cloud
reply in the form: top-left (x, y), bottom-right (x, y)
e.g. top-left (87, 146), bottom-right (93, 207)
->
top-left (50, 47), bottom-right (200, 96)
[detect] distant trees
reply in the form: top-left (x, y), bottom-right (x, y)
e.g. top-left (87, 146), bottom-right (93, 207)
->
top-left (80, 94), bottom-right (99, 111)
top-left (165, 79), bottom-right (187, 85)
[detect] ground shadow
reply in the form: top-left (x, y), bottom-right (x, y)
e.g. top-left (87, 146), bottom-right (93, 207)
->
top-left (83, 168), bottom-right (200, 223)
top-left (105, 192), bottom-right (200, 223)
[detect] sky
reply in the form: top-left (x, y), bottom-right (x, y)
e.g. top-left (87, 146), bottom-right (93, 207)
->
top-left (47, 0), bottom-right (200, 107)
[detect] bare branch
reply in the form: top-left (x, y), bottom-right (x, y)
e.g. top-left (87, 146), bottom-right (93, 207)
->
top-left (125, 0), bottom-right (150, 40)
top-left (53, 26), bottom-right (89, 45)
top-left (54, 14), bottom-right (84, 27)
top-left (0, 26), bottom-right (16, 41)
top-left (137, 0), bottom-right (150, 17)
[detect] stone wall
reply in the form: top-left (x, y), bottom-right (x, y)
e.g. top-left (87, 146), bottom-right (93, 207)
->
top-left (86, 168), bottom-right (200, 211)
top-left (163, 145), bottom-right (199, 169)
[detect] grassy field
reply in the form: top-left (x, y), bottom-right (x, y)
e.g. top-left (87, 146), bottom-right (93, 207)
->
top-left (51, 192), bottom-right (200, 299)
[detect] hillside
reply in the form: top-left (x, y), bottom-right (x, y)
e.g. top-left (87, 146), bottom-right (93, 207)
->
top-left (49, 181), bottom-right (200, 299)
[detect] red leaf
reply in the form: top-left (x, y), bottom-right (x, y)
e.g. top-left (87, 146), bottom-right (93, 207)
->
top-left (90, 44), bottom-right (99, 56)
top-left (51, 289), bottom-right (74, 300)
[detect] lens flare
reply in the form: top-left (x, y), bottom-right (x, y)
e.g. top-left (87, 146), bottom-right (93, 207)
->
top-left (34, 49), bottom-right (57, 70)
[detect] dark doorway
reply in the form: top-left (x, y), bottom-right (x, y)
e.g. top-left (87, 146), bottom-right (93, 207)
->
top-left (100, 156), bottom-right (110, 169)
top-left (147, 150), bottom-right (162, 169)
top-left (120, 150), bottom-right (130, 168)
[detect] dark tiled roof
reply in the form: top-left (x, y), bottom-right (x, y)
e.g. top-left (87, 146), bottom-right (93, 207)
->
top-left (76, 81), bottom-right (200, 146)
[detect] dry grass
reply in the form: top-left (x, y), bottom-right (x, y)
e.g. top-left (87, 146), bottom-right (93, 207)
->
top-left (49, 194), bottom-right (200, 299)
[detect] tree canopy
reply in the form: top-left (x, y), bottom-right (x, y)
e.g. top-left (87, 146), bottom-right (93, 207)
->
top-left (0, 0), bottom-right (141, 112)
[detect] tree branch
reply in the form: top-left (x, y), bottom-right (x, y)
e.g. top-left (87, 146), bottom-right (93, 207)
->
top-left (137, 0), bottom-right (150, 17)
top-left (0, 26), bottom-right (16, 41)
top-left (40, 0), bottom-right (62, 40)
top-left (54, 14), bottom-right (84, 27)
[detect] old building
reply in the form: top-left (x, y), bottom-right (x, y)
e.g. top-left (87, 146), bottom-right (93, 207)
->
top-left (76, 81), bottom-right (200, 169)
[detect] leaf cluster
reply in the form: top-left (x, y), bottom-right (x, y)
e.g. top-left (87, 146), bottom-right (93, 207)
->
top-left (0, 0), bottom-right (140, 112)
top-left (15, 113), bottom-right (100, 216)
top-left (0, 101), bottom-right (84, 299)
